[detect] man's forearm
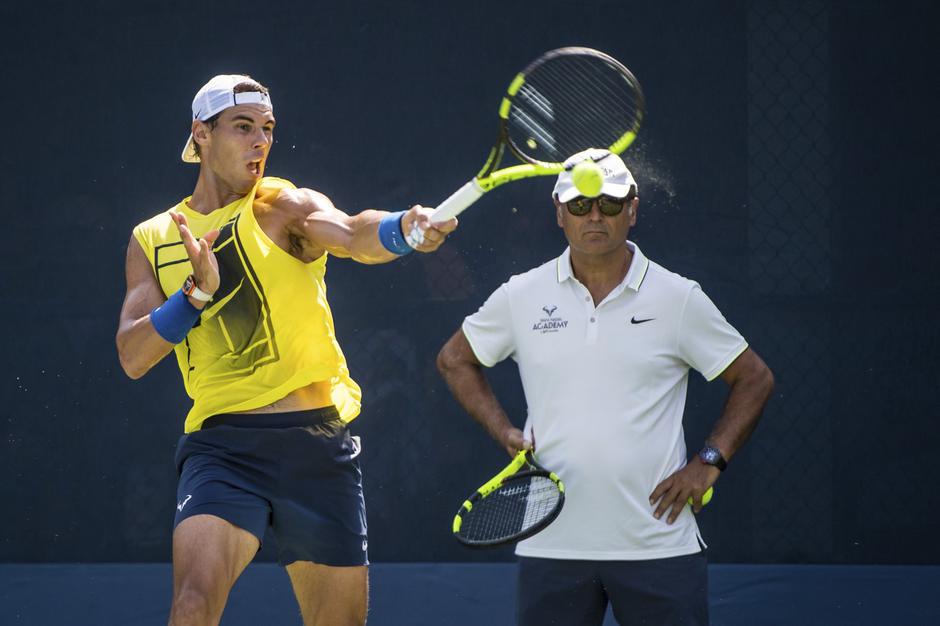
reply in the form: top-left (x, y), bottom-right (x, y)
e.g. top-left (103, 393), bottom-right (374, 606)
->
top-left (116, 315), bottom-right (175, 379)
top-left (708, 365), bottom-right (774, 461)
top-left (356, 210), bottom-right (413, 264)
top-left (438, 359), bottom-right (514, 445)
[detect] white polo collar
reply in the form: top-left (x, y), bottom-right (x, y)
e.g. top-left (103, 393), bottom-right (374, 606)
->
top-left (556, 241), bottom-right (651, 292)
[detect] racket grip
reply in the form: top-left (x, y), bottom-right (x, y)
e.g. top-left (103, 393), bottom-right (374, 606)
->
top-left (432, 180), bottom-right (485, 221)
top-left (406, 180), bottom-right (484, 248)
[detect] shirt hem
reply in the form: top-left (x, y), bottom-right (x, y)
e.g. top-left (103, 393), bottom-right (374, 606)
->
top-left (515, 542), bottom-right (705, 561)
top-left (185, 370), bottom-right (358, 433)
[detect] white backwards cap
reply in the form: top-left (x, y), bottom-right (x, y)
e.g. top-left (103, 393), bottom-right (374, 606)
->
top-left (181, 74), bottom-right (273, 163)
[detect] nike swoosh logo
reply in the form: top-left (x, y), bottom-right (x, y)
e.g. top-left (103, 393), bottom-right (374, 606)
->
top-left (631, 316), bottom-right (655, 324)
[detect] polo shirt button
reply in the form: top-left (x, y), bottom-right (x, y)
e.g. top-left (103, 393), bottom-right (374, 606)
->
top-left (590, 317), bottom-right (596, 323)
top-left (584, 296), bottom-right (590, 301)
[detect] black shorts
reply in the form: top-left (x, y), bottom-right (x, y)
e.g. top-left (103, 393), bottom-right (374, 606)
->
top-left (517, 551), bottom-right (708, 626)
top-left (173, 407), bottom-right (368, 567)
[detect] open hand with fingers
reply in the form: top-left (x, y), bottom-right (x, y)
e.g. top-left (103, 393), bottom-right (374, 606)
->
top-left (401, 205), bottom-right (458, 252)
top-left (170, 211), bottom-right (221, 297)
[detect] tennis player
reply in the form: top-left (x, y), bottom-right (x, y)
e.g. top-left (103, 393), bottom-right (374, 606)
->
top-left (116, 74), bottom-right (456, 626)
top-left (437, 149), bottom-right (773, 626)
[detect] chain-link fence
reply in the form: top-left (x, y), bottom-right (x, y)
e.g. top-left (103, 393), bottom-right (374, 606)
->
top-left (746, 0), bottom-right (835, 561)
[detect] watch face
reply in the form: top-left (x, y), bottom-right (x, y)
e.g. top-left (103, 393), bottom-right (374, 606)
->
top-left (701, 447), bottom-right (720, 464)
top-left (182, 275), bottom-right (194, 295)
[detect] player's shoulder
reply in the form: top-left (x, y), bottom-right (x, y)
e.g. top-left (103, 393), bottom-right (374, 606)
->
top-left (257, 176), bottom-right (333, 216)
top-left (256, 176), bottom-right (297, 199)
top-left (256, 176), bottom-right (299, 206)
top-left (133, 209), bottom-right (173, 232)
top-left (132, 198), bottom-right (185, 238)
top-left (131, 198), bottom-right (191, 261)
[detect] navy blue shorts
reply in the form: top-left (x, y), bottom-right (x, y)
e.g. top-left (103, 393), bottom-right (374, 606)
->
top-left (517, 551), bottom-right (708, 626)
top-left (173, 407), bottom-right (368, 567)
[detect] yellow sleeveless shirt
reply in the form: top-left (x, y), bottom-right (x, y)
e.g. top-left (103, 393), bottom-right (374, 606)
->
top-left (132, 177), bottom-right (362, 432)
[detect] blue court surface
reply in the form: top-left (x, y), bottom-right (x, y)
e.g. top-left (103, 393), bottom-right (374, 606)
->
top-left (1, 563), bottom-right (937, 625)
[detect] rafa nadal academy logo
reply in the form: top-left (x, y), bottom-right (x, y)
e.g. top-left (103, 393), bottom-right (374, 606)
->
top-left (533, 305), bottom-right (568, 334)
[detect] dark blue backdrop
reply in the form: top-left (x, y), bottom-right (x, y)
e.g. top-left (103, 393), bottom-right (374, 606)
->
top-left (1, 0), bottom-right (938, 567)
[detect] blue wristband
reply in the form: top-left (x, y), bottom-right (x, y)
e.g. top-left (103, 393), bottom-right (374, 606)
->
top-left (150, 289), bottom-right (202, 344)
top-left (378, 211), bottom-right (414, 255)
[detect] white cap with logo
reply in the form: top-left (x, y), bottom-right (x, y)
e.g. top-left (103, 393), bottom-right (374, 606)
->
top-left (181, 74), bottom-right (273, 163)
top-left (552, 148), bottom-right (637, 203)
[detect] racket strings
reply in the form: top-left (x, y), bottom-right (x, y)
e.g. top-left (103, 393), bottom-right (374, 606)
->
top-left (459, 475), bottom-right (562, 543)
top-left (546, 63), bottom-right (639, 140)
top-left (525, 62), bottom-right (638, 156)
top-left (531, 59), bottom-right (641, 128)
top-left (536, 56), bottom-right (642, 127)
top-left (508, 54), bottom-right (643, 164)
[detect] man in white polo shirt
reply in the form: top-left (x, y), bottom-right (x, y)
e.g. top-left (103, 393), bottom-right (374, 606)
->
top-left (437, 148), bottom-right (774, 626)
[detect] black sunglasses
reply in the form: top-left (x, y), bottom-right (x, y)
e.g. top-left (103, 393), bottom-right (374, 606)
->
top-left (565, 194), bottom-right (633, 217)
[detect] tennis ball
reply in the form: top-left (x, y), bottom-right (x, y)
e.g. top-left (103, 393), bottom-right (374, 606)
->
top-left (571, 160), bottom-right (604, 197)
top-left (688, 486), bottom-right (714, 507)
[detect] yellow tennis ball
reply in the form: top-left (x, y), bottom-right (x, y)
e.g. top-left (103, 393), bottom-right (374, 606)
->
top-left (571, 160), bottom-right (604, 197)
top-left (687, 486), bottom-right (714, 507)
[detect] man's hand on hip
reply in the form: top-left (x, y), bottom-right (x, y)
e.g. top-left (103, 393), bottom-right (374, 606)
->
top-left (649, 461), bottom-right (720, 523)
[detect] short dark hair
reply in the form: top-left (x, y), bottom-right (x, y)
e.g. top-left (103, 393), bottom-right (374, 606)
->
top-left (192, 78), bottom-right (270, 159)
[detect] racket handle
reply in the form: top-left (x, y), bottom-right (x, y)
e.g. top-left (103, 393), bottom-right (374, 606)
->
top-left (406, 180), bottom-right (485, 247)
top-left (432, 180), bottom-right (486, 221)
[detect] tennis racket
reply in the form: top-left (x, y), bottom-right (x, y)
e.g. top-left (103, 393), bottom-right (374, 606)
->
top-left (408, 46), bottom-right (644, 246)
top-left (453, 450), bottom-right (565, 548)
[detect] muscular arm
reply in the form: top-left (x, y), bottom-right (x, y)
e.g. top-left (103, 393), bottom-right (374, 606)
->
top-left (274, 188), bottom-right (456, 264)
top-left (650, 347), bottom-right (774, 522)
top-left (115, 236), bottom-right (176, 379)
top-left (116, 213), bottom-right (218, 379)
top-left (437, 330), bottom-right (529, 457)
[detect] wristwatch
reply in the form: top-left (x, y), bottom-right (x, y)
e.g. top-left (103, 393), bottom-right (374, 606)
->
top-left (182, 274), bottom-right (213, 303)
top-left (699, 445), bottom-right (727, 471)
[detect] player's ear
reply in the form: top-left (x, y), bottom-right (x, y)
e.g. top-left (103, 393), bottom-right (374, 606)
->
top-left (553, 197), bottom-right (564, 227)
top-left (628, 197), bottom-right (638, 226)
top-left (192, 120), bottom-right (211, 149)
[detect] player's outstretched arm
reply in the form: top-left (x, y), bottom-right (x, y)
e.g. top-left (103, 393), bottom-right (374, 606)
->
top-left (437, 329), bottom-right (530, 457)
top-left (276, 188), bottom-right (457, 264)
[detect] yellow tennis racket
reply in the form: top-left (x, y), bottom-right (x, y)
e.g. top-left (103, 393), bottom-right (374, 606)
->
top-left (453, 450), bottom-right (565, 548)
top-left (408, 47), bottom-right (644, 245)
